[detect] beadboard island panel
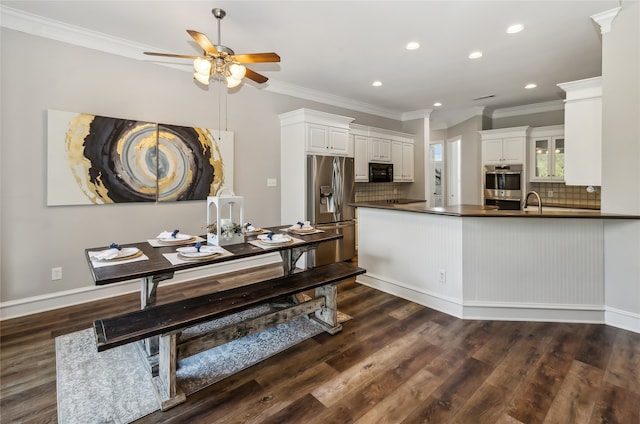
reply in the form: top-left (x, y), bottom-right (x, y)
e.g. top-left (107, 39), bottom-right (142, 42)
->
top-left (355, 204), bottom-right (621, 324)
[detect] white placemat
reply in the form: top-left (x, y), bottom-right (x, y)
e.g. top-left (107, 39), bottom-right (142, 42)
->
top-left (162, 246), bottom-right (233, 265)
top-left (147, 235), bottom-right (206, 247)
top-left (88, 254), bottom-right (149, 268)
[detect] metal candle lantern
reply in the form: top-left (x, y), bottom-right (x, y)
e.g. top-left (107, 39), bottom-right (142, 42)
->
top-left (207, 189), bottom-right (245, 246)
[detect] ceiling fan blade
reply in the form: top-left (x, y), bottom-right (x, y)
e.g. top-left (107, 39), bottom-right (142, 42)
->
top-left (144, 52), bottom-right (199, 59)
top-left (245, 68), bottom-right (269, 84)
top-left (187, 30), bottom-right (219, 56)
top-left (232, 53), bottom-right (281, 63)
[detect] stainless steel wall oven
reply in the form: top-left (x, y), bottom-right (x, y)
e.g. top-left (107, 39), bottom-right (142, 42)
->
top-left (484, 164), bottom-right (523, 210)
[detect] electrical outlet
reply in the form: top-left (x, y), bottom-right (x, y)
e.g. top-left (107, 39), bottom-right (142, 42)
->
top-left (438, 269), bottom-right (446, 284)
top-left (547, 190), bottom-right (554, 197)
top-left (51, 267), bottom-right (62, 281)
top-left (267, 178), bottom-right (277, 187)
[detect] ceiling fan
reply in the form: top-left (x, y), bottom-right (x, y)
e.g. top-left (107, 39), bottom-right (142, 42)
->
top-left (144, 8), bottom-right (280, 88)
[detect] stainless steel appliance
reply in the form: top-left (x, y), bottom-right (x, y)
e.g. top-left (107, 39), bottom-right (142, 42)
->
top-left (369, 162), bottom-right (393, 182)
top-left (307, 155), bottom-right (356, 266)
top-left (484, 164), bottom-right (523, 210)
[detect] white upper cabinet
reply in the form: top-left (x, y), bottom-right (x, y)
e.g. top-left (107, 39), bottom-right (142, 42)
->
top-left (279, 108), bottom-right (355, 158)
top-left (369, 137), bottom-right (392, 162)
top-left (392, 139), bottom-right (414, 182)
top-left (351, 124), bottom-right (415, 182)
top-left (353, 134), bottom-right (369, 182)
top-left (529, 125), bottom-right (565, 182)
top-left (306, 123), bottom-right (351, 156)
top-left (558, 77), bottom-right (602, 186)
top-left (479, 126), bottom-right (530, 166)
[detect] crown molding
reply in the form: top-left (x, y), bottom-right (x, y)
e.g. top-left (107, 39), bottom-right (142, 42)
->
top-left (491, 100), bottom-right (565, 119)
top-left (1, 4), bottom-right (564, 129)
top-left (0, 5), bottom-right (405, 121)
top-left (264, 80), bottom-right (403, 120)
top-left (591, 7), bottom-right (621, 34)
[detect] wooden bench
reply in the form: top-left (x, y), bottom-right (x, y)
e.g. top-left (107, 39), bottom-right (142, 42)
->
top-left (93, 261), bottom-right (365, 410)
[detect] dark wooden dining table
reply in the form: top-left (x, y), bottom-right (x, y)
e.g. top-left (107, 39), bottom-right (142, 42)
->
top-left (84, 226), bottom-right (343, 309)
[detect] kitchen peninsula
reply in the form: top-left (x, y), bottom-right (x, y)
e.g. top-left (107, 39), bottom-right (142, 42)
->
top-left (354, 201), bottom-right (639, 325)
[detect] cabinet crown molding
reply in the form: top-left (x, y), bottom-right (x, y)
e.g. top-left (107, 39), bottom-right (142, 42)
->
top-left (278, 108), bottom-right (354, 128)
top-left (478, 126), bottom-right (531, 139)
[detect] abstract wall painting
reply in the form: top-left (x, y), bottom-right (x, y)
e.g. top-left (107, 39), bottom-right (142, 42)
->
top-left (46, 110), bottom-right (233, 206)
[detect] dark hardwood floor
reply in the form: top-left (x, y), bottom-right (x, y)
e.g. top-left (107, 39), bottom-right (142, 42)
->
top-left (1, 263), bottom-right (639, 423)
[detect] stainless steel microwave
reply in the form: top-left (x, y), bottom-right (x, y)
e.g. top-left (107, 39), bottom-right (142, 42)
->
top-left (369, 163), bottom-right (393, 183)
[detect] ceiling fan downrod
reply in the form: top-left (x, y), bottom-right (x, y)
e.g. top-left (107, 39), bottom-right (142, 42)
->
top-left (211, 8), bottom-right (232, 54)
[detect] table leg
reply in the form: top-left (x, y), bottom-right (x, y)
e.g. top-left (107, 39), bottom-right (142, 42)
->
top-left (139, 273), bottom-right (173, 374)
top-left (279, 244), bottom-right (319, 275)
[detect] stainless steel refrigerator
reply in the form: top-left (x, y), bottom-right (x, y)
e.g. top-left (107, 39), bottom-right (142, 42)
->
top-left (306, 155), bottom-right (356, 267)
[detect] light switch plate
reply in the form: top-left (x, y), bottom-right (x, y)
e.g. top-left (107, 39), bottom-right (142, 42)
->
top-left (267, 178), bottom-right (277, 187)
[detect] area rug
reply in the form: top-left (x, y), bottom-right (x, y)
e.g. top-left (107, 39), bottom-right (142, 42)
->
top-left (56, 306), bottom-right (350, 424)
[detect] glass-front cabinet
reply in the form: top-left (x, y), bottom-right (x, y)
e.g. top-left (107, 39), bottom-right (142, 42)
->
top-left (529, 125), bottom-right (565, 182)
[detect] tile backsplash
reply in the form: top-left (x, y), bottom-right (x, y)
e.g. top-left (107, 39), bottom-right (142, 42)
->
top-left (355, 182), bottom-right (406, 202)
top-left (529, 182), bottom-right (601, 209)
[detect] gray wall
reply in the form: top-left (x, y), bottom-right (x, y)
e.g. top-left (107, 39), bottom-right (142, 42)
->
top-left (0, 29), bottom-right (409, 301)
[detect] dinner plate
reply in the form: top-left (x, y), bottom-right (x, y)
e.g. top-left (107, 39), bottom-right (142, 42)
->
top-left (158, 234), bottom-right (195, 244)
top-left (257, 234), bottom-right (293, 245)
top-left (94, 247), bottom-right (142, 261)
top-left (244, 228), bottom-right (264, 236)
top-left (176, 245), bottom-right (223, 260)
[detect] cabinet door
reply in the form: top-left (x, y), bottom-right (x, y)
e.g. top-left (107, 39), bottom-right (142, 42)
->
top-left (482, 139), bottom-right (504, 165)
top-left (391, 141), bottom-right (403, 180)
top-left (551, 137), bottom-right (564, 181)
top-left (370, 138), bottom-right (391, 162)
top-left (501, 137), bottom-right (524, 164)
top-left (532, 137), bottom-right (552, 180)
top-left (307, 124), bottom-right (328, 152)
top-left (402, 142), bottom-right (414, 181)
top-left (354, 135), bottom-right (369, 181)
top-left (329, 127), bottom-right (350, 155)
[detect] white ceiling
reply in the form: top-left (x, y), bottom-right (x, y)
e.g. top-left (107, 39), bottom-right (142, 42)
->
top-left (1, 0), bottom-right (621, 125)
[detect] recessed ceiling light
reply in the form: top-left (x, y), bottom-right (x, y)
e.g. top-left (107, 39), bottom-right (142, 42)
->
top-left (406, 41), bottom-right (420, 50)
top-left (372, 81), bottom-right (382, 87)
top-left (506, 24), bottom-right (524, 34)
top-left (433, 102), bottom-right (442, 107)
top-left (525, 83), bottom-right (537, 89)
top-left (468, 51), bottom-right (483, 59)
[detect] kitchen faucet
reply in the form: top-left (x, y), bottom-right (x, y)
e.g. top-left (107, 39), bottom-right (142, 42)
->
top-left (523, 191), bottom-right (542, 213)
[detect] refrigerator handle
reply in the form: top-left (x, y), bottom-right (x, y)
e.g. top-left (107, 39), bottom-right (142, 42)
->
top-left (332, 157), bottom-right (343, 220)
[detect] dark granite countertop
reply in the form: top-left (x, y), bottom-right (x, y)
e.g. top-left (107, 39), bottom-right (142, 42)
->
top-left (352, 201), bottom-right (639, 219)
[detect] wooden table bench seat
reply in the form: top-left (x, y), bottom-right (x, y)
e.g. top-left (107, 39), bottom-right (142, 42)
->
top-left (93, 262), bottom-right (366, 410)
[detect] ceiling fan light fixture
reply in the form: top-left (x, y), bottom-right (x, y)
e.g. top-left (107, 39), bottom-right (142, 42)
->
top-left (229, 63), bottom-right (246, 79)
top-left (194, 70), bottom-right (210, 85)
top-left (226, 75), bottom-right (242, 88)
top-left (194, 57), bottom-right (212, 75)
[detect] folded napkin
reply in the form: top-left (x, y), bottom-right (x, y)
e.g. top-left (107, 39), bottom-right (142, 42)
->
top-left (157, 230), bottom-right (180, 239)
top-left (291, 221), bottom-right (313, 230)
top-left (258, 232), bottom-right (289, 241)
top-left (244, 222), bottom-right (257, 232)
top-left (90, 248), bottom-right (121, 261)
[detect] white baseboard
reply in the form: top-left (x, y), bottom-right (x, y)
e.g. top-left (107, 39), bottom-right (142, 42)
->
top-left (604, 306), bottom-right (640, 333)
top-left (0, 254), bottom-right (281, 321)
top-left (357, 273), bottom-right (638, 334)
top-left (357, 274), bottom-right (464, 318)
